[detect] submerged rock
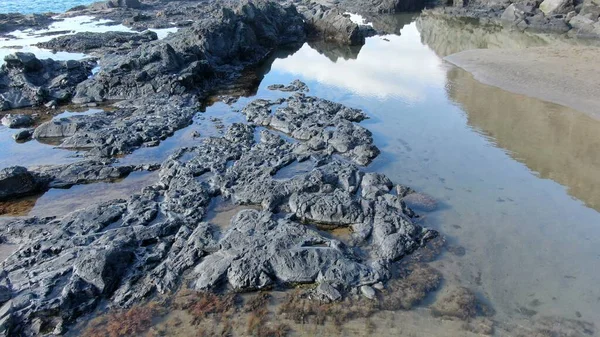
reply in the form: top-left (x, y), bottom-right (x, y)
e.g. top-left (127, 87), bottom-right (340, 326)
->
top-left (267, 79), bottom-right (309, 92)
top-left (401, 192), bottom-right (438, 212)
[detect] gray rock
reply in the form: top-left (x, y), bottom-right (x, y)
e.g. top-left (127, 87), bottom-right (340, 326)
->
top-left (1, 114), bottom-right (33, 128)
top-left (72, 1), bottom-right (306, 104)
top-left (501, 4), bottom-right (529, 23)
top-left (33, 116), bottom-right (88, 139)
top-left (0, 13), bottom-right (55, 35)
top-left (38, 30), bottom-right (158, 54)
top-left (316, 282), bottom-right (342, 301)
top-left (580, 0), bottom-right (600, 20)
top-left (300, 5), bottom-right (367, 45)
top-left (0, 286), bottom-right (10, 305)
top-left (361, 172), bottom-right (393, 200)
top-left (0, 167), bottom-right (41, 201)
top-left (267, 79), bottom-right (309, 92)
top-left (360, 285), bottom-right (376, 299)
top-left (12, 129), bottom-right (33, 141)
top-left (568, 15), bottom-right (600, 36)
top-left (1, 53), bottom-right (95, 111)
top-left (401, 192), bottom-right (438, 212)
top-left (540, 0), bottom-right (574, 15)
top-left (4, 53), bottom-right (43, 72)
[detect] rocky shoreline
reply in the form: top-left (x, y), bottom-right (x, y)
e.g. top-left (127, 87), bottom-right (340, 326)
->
top-left (0, 0), bottom-right (446, 336)
top-left (426, 0), bottom-right (600, 39)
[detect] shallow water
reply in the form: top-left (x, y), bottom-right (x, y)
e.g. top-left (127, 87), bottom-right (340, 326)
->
top-left (0, 170), bottom-right (158, 218)
top-left (0, 15), bottom-right (178, 65)
top-left (201, 13), bottom-right (600, 334)
top-left (2, 9), bottom-right (600, 336)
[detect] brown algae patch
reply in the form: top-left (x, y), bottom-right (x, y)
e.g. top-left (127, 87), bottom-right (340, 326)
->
top-left (0, 194), bottom-right (40, 216)
top-left (381, 264), bottom-right (442, 310)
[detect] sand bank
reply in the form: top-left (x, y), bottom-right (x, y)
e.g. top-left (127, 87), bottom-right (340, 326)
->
top-left (445, 46), bottom-right (600, 120)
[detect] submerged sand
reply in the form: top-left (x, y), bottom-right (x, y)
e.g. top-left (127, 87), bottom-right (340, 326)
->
top-left (445, 46), bottom-right (600, 120)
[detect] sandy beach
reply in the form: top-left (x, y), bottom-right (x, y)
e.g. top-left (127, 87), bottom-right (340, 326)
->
top-left (445, 46), bottom-right (600, 120)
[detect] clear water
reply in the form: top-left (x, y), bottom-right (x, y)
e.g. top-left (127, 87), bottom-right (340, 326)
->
top-left (201, 14), bottom-right (598, 335)
top-left (1, 7), bottom-right (599, 335)
top-left (0, 0), bottom-right (96, 14)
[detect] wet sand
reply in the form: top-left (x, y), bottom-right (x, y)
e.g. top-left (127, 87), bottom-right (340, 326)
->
top-left (445, 46), bottom-right (600, 120)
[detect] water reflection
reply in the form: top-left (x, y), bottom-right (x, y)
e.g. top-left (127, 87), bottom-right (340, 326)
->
top-left (447, 67), bottom-right (600, 211)
top-left (0, 170), bottom-right (157, 218)
top-left (272, 24), bottom-right (445, 102)
top-left (416, 14), bottom-right (600, 57)
top-left (261, 15), bottom-right (600, 333)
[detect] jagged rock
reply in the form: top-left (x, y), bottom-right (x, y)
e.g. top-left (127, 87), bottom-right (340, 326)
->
top-left (0, 13), bottom-right (55, 35)
top-left (72, 0), bottom-right (306, 104)
top-left (0, 53), bottom-right (95, 110)
top-left (316, 282), bottom-right (342, 301)
top-left (569, 14), bottom-right (600, 37)
top-left (33, 116), bottom-right (89, 139)
top-left (12, 129), bottom-right (33, 141)
top-left (34, 161), bottom-right (134, 188)
top-left (267, 79), bottom-right (309, 92)
top-left (55, 95), bottom-right (198, 157)
top-left (0, 35), bottom-right (439, 337)
top-left (242, 94), bottom-right (379, 165)
top-left (580, 0), bottom-right (600, 20)
top-left (300, 5), bottom-right (367, 45)
top-left (361, 172), bottom-right (393, 200)
top-left (500, 4), bottom-right (530, 23)
top-left (0, 287), bottom-right (10, 305)
top-left (38, 30), bottom-right (158, 54)
top-left (193, 209), bottom-right (379, 290)
top-left (540, 0), bottom-right (573, 15)
top-left (360, 285), bottom-right (376, 299)
top-left (89, 0), bottom-right (143, 10)
top-left (0, 167), bottom-right (41, 201)
top-left (1, 114), bottom-right (33, 128)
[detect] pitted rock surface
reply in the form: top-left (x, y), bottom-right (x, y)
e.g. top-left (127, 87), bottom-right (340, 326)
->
top-left (0, 89), bottom-right (435, 335)
top-left (0, 53), bottom-right (96, 111)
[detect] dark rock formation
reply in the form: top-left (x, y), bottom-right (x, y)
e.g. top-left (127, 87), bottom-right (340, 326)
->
top-left (88, 0), bottom-right (144, 11)
top-left (12, 129), bottom-right (33, 141)
top-left (71, 0), bottom-right (306, 104)
top-left (0, 87), bottom-right (436, 336)
top-left (37, 30), bottom-right (158, 54)
top-left (0, 13), bottom-right (55, 36)
top-left (0, 53), bottom-right (96, 111)
top-left (338, 0), bottom-right (433, 13)
top-left (268, 79), bottom-right (309, 92)
top-left (241, 93), bottom-right (379, 165)
top-left (35, 95), bottom-right (198, 157)
top-left (1, 114), bottom-right (33, 128)
top-left (297, 2), bottom-right (374, 45)
top-left (0, 167), bottom-right (42, 201)
top-left (0, 161), bottom-right (134, 201)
